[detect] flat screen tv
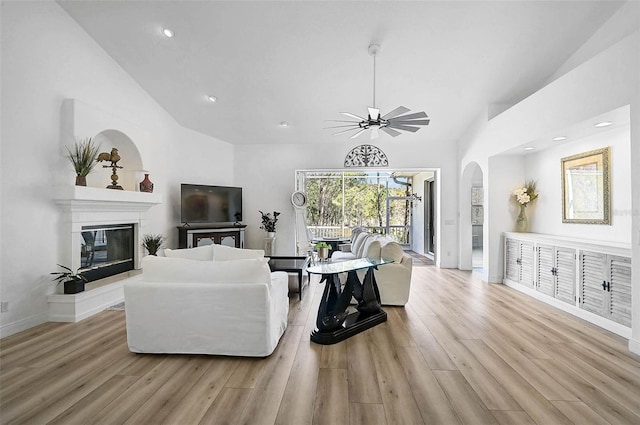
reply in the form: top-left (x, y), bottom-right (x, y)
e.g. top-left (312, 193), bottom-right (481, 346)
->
top-left (181, 184), bottom-right (242, 224)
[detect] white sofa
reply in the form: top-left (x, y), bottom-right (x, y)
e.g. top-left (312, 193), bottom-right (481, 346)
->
top-left (331, 230), bottom-right (412, 305)
top-left (124, 244), bottom-right (289, 357)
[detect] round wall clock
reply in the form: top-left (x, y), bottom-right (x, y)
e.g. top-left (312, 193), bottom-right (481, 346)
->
top-left (291, 191), bottom-right (307, 208)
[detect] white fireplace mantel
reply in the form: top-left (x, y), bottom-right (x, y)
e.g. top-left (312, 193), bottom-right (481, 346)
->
top-left (50, 185), bottom-right (162, 322)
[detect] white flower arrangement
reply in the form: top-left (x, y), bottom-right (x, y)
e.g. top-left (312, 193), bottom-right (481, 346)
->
top-left (512, 180), bottom-right (538, 206)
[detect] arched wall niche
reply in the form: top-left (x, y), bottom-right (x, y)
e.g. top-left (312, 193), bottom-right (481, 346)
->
top-left (60, 99), bottom-right (151, 190)
top-left (459, 161), bottom-right (484, 271)
top-left (89, 129), bottom-right (144, 191)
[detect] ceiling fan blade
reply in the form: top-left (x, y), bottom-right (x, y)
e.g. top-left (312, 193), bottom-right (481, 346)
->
top-left (388, 119), bottom-right (430, 126)
top-left (380, 127), bottom-right (401, 137)
top-left (381, 106), bottom-right (410, 120)
top-left (371, 127), bottom-right (380, 139)
top-left (325, 119), bottom-right (362, 123)
top-left (324, 124), bottom-right (362, 129)
top-left (341, 112), bottom-right (366, 121)
top-left (368, 107), bottom-right (380, 120)
top-left (387, 123), bottom-right (421, 132)
top-left (390, 111), bottom-right (428, 121)
top-left (350, 128), bottom-right (368, 139)
top-left (332, 127), bottom-right (361, 136)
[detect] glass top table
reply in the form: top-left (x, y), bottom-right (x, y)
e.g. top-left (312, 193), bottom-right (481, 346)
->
top-left (306, 257), bottom-right (393, 275)
top-left (308, 257), bottom-right (393, 345)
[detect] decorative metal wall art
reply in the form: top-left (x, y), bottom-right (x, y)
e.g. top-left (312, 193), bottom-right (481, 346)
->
top-left (344, 144), bottom-right (388, 167)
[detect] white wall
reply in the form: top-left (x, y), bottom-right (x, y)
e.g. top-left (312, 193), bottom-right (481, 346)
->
top-left (524, 126), bottom-right (631, 243)
top-left (0, 1), bottom-right (234, 337)
top-left (459, 27), bottom-right (639, 353)
top-left (234, 139), bottom-right (458, 268)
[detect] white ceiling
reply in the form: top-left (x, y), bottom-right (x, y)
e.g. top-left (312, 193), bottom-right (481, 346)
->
top-left (58, 0), bottom-right (624, 146)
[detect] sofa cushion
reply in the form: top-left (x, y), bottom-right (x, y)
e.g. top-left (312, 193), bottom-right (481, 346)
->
top-left (361, 237), bottom-right (381, 259)
top-left (380, 240), bottom-right (404, 263)
top-left (213, 244), bottom-right (264, 260)
top-left (164, 244), bottom-right (213, 261)
top-left (351, 232), bottom-right (369, 257)
top-left (142, 256), bottom-right (270, 284)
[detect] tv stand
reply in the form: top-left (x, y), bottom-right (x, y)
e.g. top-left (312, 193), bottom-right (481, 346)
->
top-left (177, 224), bottom-right (247, 249)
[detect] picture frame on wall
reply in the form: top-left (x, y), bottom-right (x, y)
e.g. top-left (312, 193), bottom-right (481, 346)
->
top-left (471, 206), bottom-right (484, 225)
top-left (471, 187), bottom-right (483, 206)
top-left (561, 146), bottom-right (611, 224)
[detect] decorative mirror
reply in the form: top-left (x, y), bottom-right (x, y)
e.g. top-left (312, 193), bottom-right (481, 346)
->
top-left (561, 147), bottom-right (610, 224)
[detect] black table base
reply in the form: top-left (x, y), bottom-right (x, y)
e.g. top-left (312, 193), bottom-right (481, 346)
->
top-left (311, 267), bottom-right (386, 345)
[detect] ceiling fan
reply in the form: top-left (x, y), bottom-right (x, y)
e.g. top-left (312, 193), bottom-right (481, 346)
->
top-left (326, 43), bottom-right (430, 139)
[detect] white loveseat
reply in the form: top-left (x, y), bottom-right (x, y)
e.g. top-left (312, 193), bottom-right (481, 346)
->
top-left (124, 244), bottom-right (289, 357)
top-left (330, 230), bottom-right (412, 305)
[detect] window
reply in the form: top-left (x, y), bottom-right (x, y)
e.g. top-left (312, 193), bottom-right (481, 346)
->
top-left (300, 171), bottom-right (414, 244)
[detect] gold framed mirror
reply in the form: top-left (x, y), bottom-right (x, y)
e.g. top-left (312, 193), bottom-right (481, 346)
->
top-left (561, 147), bottom-right (610, 224)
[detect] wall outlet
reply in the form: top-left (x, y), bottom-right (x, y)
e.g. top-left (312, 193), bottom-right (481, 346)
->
top-left (0, 302), bottom-right (8, 313)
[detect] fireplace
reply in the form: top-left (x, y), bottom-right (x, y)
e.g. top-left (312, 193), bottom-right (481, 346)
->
top-left (80, 224), bottom-right (135, 282)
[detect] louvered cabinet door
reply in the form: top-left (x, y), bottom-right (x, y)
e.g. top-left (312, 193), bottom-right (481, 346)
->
top-left (607, 255), bottom-right (632, 327)
top-left (579, 251), bottom-right (607, 317)
top-left (519, 242), bottom-right (535, 287)
top-left (555, 247), bottom-right (576, 305)
top-left (505, 239), bottom-right (520, 282)
top-left (536, 244), bottom-right (555, 296)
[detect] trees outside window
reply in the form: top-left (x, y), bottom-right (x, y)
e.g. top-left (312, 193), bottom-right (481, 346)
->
top-left (303, 172), bottom-right (412, 243)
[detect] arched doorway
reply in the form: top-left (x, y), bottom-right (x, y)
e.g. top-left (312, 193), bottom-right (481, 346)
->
top-left (460, 162), bottom-right (484, 271)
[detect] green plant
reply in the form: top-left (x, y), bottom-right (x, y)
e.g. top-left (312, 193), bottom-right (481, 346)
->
top-left (65, 137), bottom-right (101, 177)
top-left (50, 264), bottom-right (87, 285)
top-left (142, 233), bottom-right (166, 255)
top-left (314, 241), bottom-right (332, 250)
top-left (259, 210), bottom-right (280, 233)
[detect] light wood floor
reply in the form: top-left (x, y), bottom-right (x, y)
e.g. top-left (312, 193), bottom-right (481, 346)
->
top-left (2, 263), bottom-right (640, 425)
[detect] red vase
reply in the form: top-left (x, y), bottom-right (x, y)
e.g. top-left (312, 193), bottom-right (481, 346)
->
top-left (140, 173), bottom-right (154, 193)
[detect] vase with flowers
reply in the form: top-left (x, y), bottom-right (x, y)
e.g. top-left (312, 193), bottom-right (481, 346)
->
top-left (259, 210), bottom-right (280, 255)
top-left (512, 180), bottom-right (538, 232)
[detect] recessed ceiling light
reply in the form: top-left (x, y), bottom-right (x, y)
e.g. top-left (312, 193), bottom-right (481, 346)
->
top-left (552, 136), bottom-right (567, 141)
top-left (594, 121), bottom-right (612, 128)
top-left (523, 147), bottom-right (535, 151)
top-left (207, 95), bottom-right (217, 103)
top-left (162, 28), bottom-right (174, 38)
top-left (280, 121), bottom-right (289, 127)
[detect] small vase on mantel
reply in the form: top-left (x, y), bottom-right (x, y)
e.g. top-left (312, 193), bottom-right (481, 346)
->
top-left (139, 173), bottom-right (154, 193)
top-left (515, 204), bottom-right (528, 232)
top-left (75, 175), bottom-right (87, 186)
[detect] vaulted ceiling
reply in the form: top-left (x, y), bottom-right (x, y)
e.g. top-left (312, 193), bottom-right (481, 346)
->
top-left (58, 1), bottom-right (624, 145)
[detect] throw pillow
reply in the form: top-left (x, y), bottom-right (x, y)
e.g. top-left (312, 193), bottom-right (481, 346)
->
top-left (213, 244), bottom-right (265, 260)
top-left (142, 256), bottom-right (271, 284)
top-left (361, 237), bottom-right (381, 260)
top-left (353, 233), bottom-right (370, 257)
top-left (164, 244), bottom-right (214, 261)
top-left (380, 240), bottom-right (404, 263)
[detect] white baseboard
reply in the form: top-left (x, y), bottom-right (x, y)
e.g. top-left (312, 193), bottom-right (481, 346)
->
top-left (503, 278), bottom-right (632, 339)
top-left (629, 338), bottom-right (640, 355)
top-left (0, 312), bottom-right (49, 338)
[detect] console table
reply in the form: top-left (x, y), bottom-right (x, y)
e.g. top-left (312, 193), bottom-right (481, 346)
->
top-left (177, 224), bottom-right (246, 249)
top-left (307, 258), bottom-right (392, 344)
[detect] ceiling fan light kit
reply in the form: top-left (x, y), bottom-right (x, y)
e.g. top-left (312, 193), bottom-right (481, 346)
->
top-left (326, 43), bottom-right (430, 140)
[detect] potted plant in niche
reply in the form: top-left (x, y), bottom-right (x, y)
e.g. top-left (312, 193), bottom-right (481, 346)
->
top-left (142, 233), bottom-right (166, 256)
top-left (65, 137), bottom-right (101, 186)
top-left (315, 241), bottom-right (332, 260)
top-left (51, 264), bottom-right (88, 294)
top-left (259, 210), bottom-right (280, 236)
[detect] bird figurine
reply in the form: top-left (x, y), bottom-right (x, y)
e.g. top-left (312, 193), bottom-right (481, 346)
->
top-left (96, 148), bottom-right (121, 167)
top-left (96, 148), bottom-right (123, 190)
